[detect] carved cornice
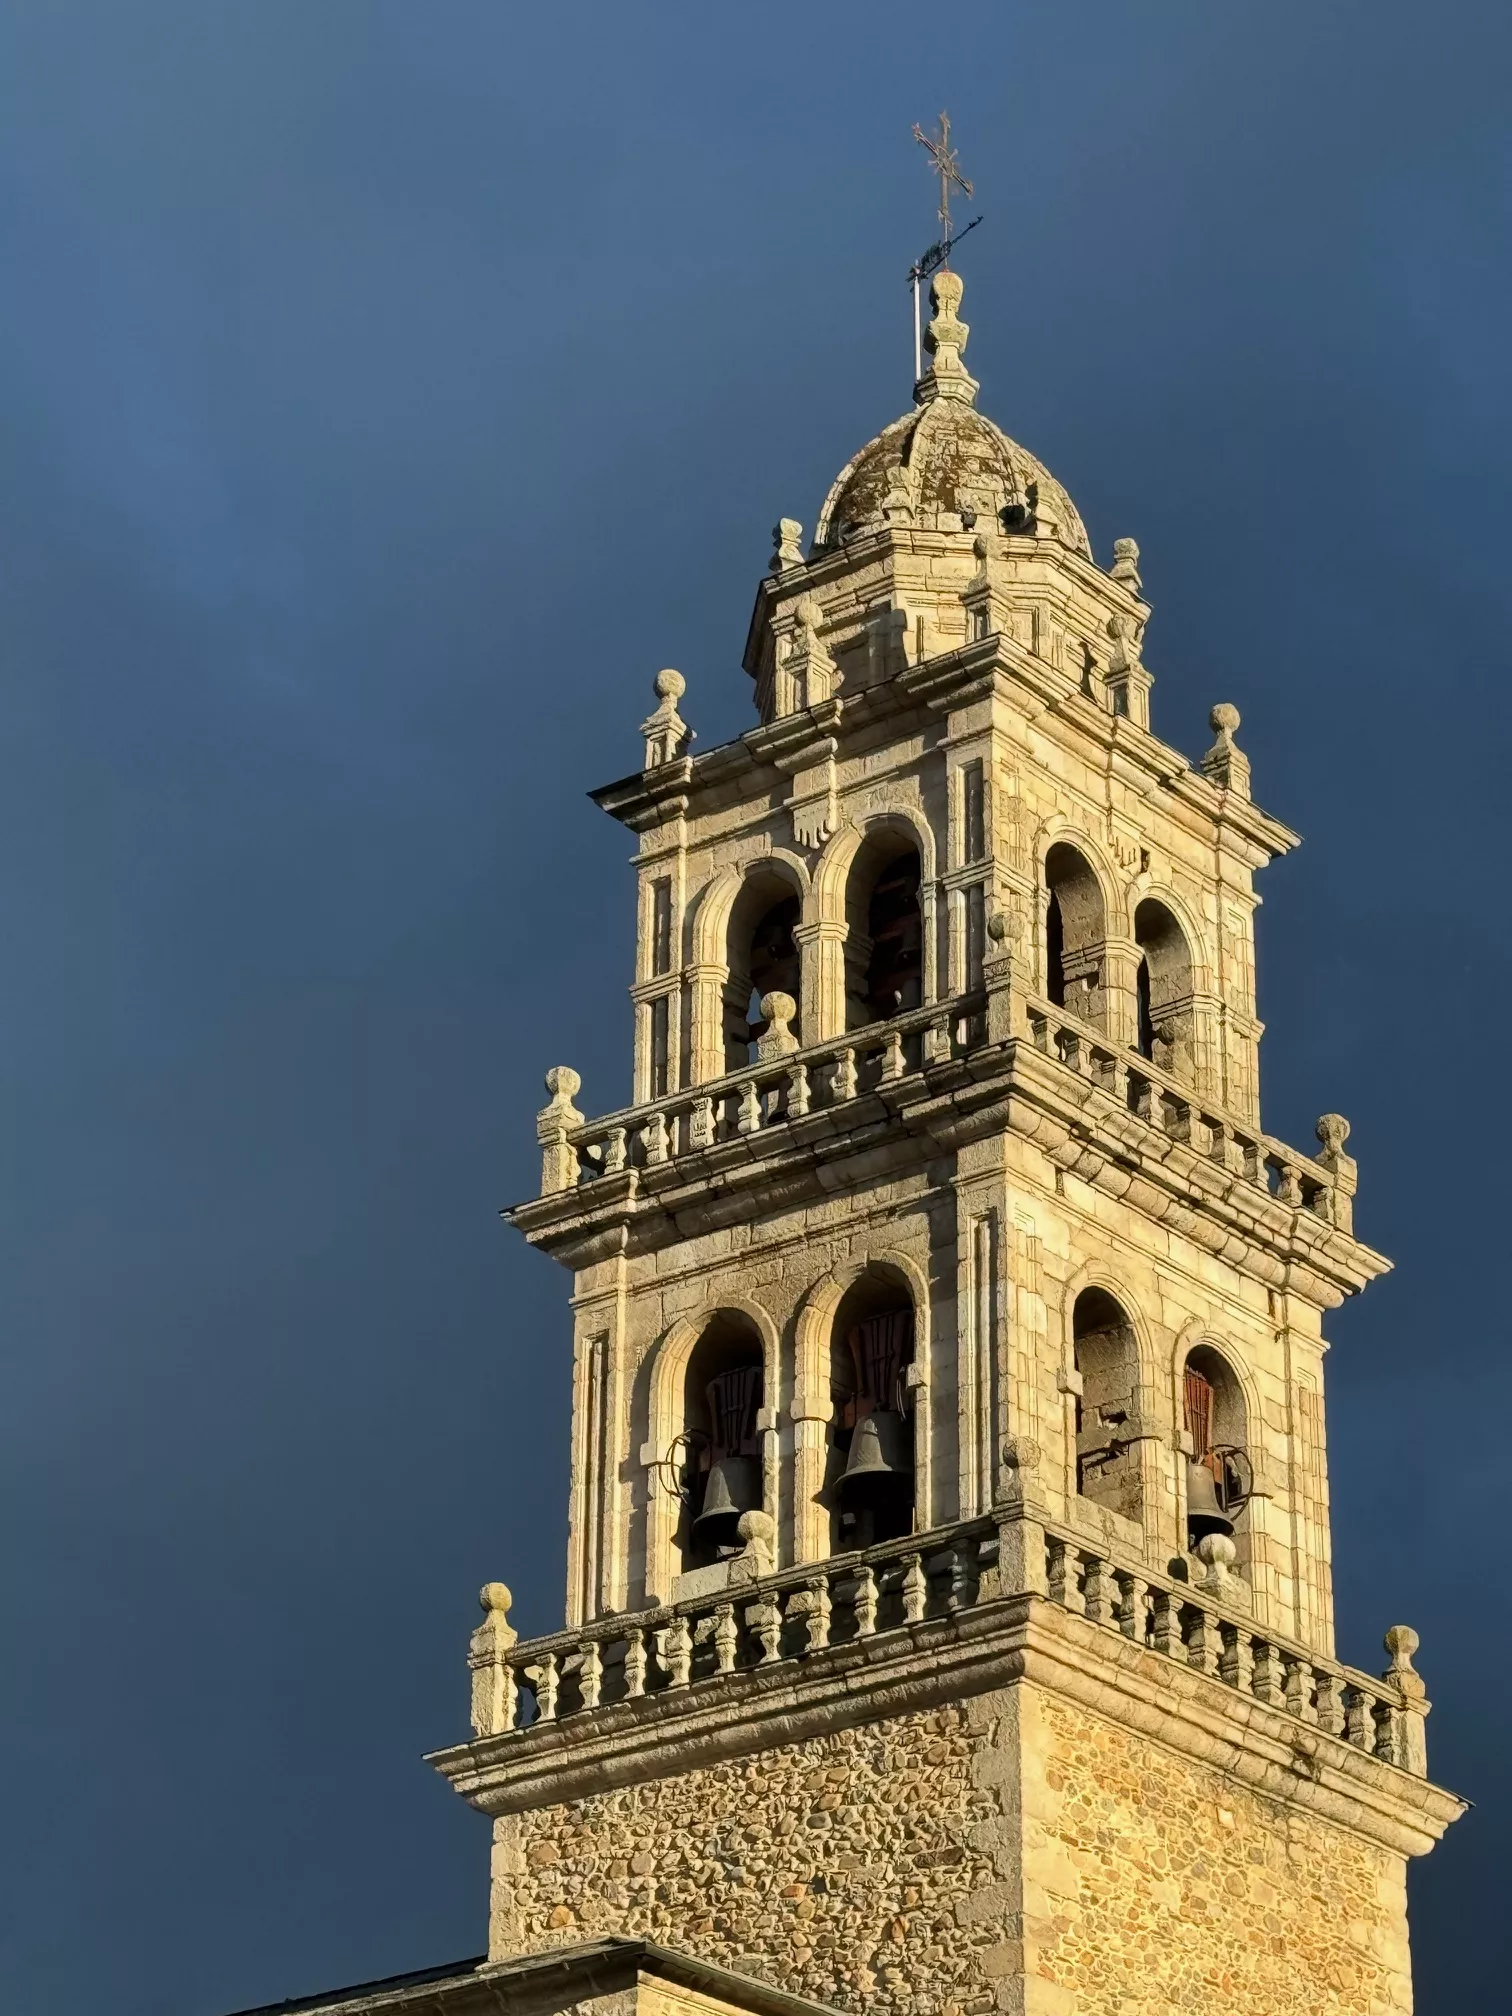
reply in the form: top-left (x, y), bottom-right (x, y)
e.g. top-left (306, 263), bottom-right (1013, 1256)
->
top-left (428, 1592), bottom-right (1461, 1860)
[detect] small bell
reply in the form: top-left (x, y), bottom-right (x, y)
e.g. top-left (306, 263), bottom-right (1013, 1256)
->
top-left (692, 1453), bottom-right (761, 1551)
top-left (1186, 1458), bottom-right (1235, 1542)
top-left (837, 1407), bottom-right (913, 1508)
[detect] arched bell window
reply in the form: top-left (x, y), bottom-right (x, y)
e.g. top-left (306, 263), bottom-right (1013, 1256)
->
top-left (1181, 1344), bottom-right (1250, 1550)
top-left (723, 870), bottom-right (802, 1070)
top-left (675, 1313), bottom-right (766, 1572)
top-left (1071, 1288), bottom-right (1143, 1524)
top-left (1134, 898), bottom-right (1195, 1079)
top-left (1045, 844), bottom-right (1106, 1026)
top-left (827, 1273), bottom-right (916, 1550)
top-left (844, 833), bottom-right (923, 1027)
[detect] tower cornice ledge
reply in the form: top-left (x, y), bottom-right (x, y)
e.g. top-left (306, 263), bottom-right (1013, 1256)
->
top-left (428, 1520), bottom-right (1461, 1861)
top-left (508, 1002), bottom-right (1388, 1310)
top-left (593, 636), bottom-right (1299, 863)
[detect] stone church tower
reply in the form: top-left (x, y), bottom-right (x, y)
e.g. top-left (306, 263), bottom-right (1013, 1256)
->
top-left (419, 270), bottom-right (1463, 2016)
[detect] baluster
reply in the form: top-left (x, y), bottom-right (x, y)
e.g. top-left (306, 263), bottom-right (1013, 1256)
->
top-left (602, 1127), bottom-right (627, 1175)
top-left (1251, 1641), bottom-right (1286, 1707)
top-left (854, 1563), bottom-right (878, 1637)
top-left (687, 1097), bottom-right (715, 1149)
top-left (831, 1047), bottom-right (858, 1100)
top-left (804, 1576), bottom-right (832, 1652)
top-left (624, 1628), bottom-right (648, 1699)
top-left (1222, 1624), bottom-right (1254, 1695)
top-left (1149, 1588), bottom-right (1180, 1659)
top-left (1344, 1686), bottom-right (1372, 1752)
top-left (943, 1543), bottom-right (972, 1615)
top-left (1276, 1161), bottom-right (1304, 1207)
top-left (578, 1638), bottom-right (602, 1710)
top-left (713, 1602), bottom-right (738, 1674)
top-left (1185, 1604), bottom-right (1221, 1677)
top-left (902, 1552), bottom-right (928, 1623)
top-left (535, 1652), bottom-right (560, 1723)
top-left (1109, 1057), bottom-right (1130, 1105)
top-left (1284, 1657), bottom-right (1317, 1725)
top-left (1133, 1075), bottom-right (1159, 1125)
top-left (1372, 1700), bottom-right (1400, 1765)
top-left (787, 1062), bottom-right (811, 1117)
top-left (737, 1080), bottom-right (762, 1136)
top-left (1029, 1012), bottom-right (1050, 1052)
top-left (642, 1111), bottom-right (669, 1165)
top-left (880, 1026), bottom-right (906, 1082)
top-left (1314, 1670), bottom-right (1343, 1737)
top-left (1116, 1571), bottom-right (1149, 1642)
top-left (1048, 1540), bottom-right (1086, 1616)
top-left (748, 1595), bottom-right (782, 1664)
top-left (922, 1013), bottom-right (953, 1064)
top-left (1081, 1552), bottom-right (1112, 1624)
top-left (664, 1614), bottom-right (692, 1689)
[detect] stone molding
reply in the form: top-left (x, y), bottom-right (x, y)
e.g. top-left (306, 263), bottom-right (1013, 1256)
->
top-left (430, 1588), bottom-right (1460, 1860)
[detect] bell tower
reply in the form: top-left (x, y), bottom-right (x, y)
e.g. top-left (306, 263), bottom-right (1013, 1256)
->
top-left (432, 268), bottom-right (1463, 2016)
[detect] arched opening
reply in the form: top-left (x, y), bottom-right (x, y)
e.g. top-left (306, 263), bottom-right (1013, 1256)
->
top-left (827, 1271), bottom-right (917, 1550)
top-left (844, 830), bottom-right (924, 1027)
top-left (1182, 1343), bottom-right (1250, 1551)
top-left (674, 1312), bottom-right (766, 1573)
top-left (1045, 844), bottom-right (1106, 1027)
top-left (723, 870), bottom-right (802, 1070)
top-left (1071, 1288), bottom-right (1143, 1524)
top-left (1134, 898), bottom-right (1195, 1077)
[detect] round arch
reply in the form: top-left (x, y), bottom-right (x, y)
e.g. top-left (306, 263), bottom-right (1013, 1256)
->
top-left (791, 1250), bottom-right (932, 1561)
top-left (642, 1297), bottom-right (783, 1601)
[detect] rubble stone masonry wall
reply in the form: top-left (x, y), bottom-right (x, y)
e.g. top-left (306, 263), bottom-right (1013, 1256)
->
top-left (489, 1684), bottom-right (1412, 2016)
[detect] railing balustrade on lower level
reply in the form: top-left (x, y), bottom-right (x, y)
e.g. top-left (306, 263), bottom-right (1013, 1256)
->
top-left (466, 1510), bottom-right (1428, 1777)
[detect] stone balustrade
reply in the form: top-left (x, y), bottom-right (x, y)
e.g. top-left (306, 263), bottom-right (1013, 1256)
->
top-left (538, 991), bottom-right (989, 1195)
top-left (531, 983), bottom-right (1354, 1232)
top-left (466, 1509), bottom-right (1429, 1778)
top-left (1023, 994), bottom-right (1353, 1230)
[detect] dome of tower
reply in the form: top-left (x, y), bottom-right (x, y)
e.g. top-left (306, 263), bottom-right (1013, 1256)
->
top-left (813, 269), bottom-right (1091, 561)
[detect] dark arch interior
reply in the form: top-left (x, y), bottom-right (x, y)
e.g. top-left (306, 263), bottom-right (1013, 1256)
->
top-left (678, 1312), bottom-right (765, 1570)
top-left (1071, 1287), bottom-right (1143, 1525)
top-left (846, 832), bottom-right (923, 1026)
top-left (1044, 843), bottom-right (1105, 1020)
top-left (827, 1270), bottom-right (916, 1550)
top-left (724, 873), bottom-right (803, 1069)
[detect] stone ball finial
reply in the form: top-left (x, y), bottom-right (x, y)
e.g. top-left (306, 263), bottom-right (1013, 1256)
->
top-left (759, 990), bottom-right (797, 1028)
top-left (987, 910), bottom-right (1010, 944)
top-left (930, 268), bottom-right (965, 315)
top-left (1003, 1435), bottom-right (1042, 1475)
top-left (794, 594), bottom-right (821, 633)
top-left (654, 668), bottom-right (686, 703)
top-left (1210, 702), bottom-right (1241, 739)
top-left (1385, 1624), bottom-right (1420, 1666)
top-left (478, 1581), bottom-right (513, 1618)
top-left (737, 1509), bottom-right (776, 1546)
top-left (1316, 1112), bottom-right (1351, 1155)
top-left (972, 533), bottom-right (989, 561)
top-left (544, 1065), bottom-right (581, 1101)
top-left (1195, 1533), bottom-right (1237, 1572)
top-left (1113, 536), bottom-right (1140, 566)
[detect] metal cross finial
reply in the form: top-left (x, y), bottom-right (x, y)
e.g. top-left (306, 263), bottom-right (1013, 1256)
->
top-left (913, 112), bottom-right (973, 258)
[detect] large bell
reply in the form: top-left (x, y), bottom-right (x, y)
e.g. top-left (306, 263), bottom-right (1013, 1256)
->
top-left (837, 1406), bottom-right (913, 1509)
top-left (1186, 1457), bottom-right (1235, 1542)
top-left (692, 1452), bottom-right (761, 1551)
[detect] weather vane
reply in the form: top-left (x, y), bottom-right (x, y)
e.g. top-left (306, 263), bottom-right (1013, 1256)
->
top-left (908, 113), bottom-right (982, 382)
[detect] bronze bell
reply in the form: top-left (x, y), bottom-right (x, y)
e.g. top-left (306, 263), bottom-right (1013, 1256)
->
top-left (837, 1406), bottom-right (913, 1507)
top-left (1186, 1457), bottom-right (1235, 1541)
top-left (691, 1452), bottom-right (761, 1551)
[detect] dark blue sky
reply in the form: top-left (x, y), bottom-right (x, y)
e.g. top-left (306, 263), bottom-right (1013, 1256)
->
top-left (2, 5), bottom-right (1508, 2011)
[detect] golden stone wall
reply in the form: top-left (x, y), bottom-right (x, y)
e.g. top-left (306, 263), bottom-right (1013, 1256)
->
top-left (489, 1684), bottom-right (1413, 2016)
